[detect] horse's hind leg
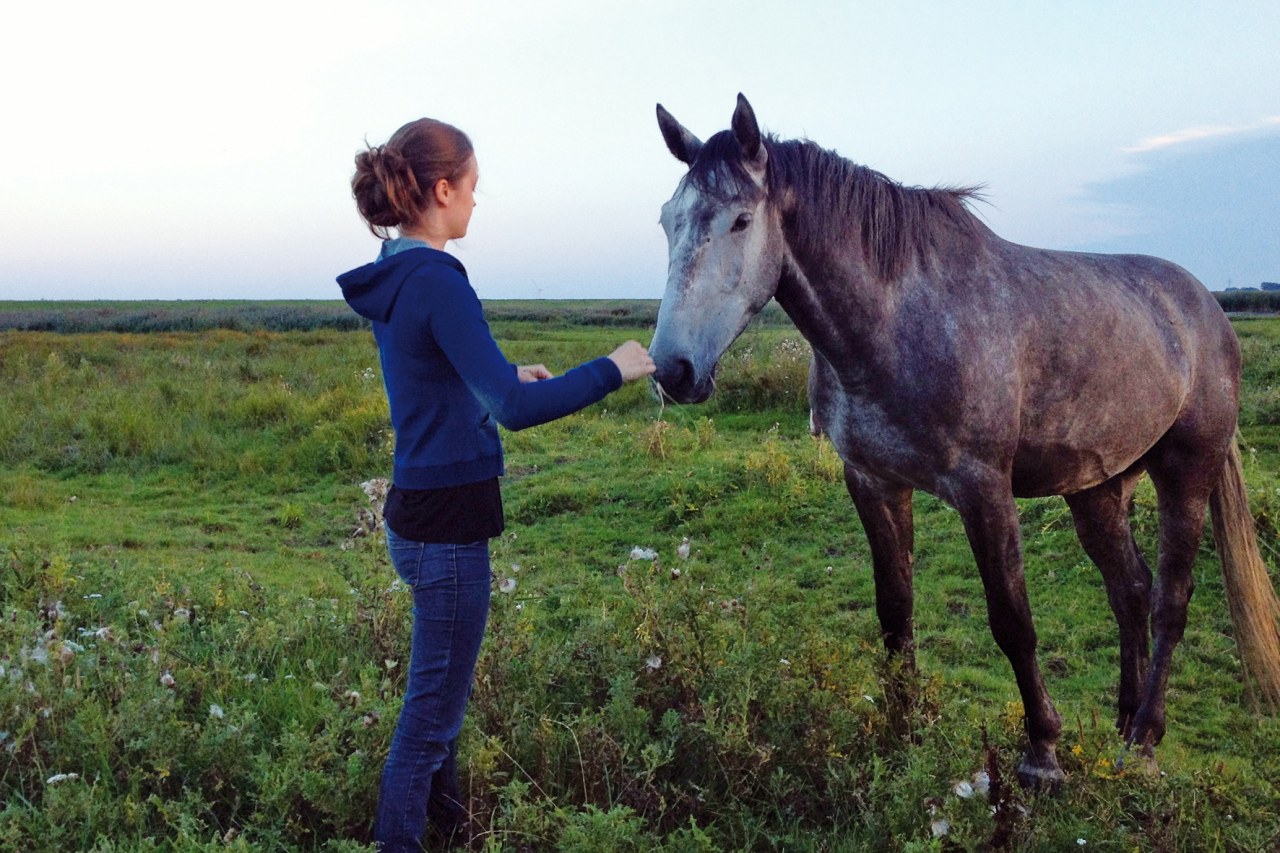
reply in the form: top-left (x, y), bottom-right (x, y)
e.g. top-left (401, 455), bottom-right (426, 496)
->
top-left (1127, 439), bottom-right (1221, 750)
top-left (844, 466), bottom-right (916, 661)
top-left (1064, 473), bottom-right (1153, 736)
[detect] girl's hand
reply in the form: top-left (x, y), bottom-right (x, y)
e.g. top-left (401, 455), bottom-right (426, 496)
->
top-left (518, 364), bottom-right (553, 383)
top-left (607, 341), bottom-right (656, 382)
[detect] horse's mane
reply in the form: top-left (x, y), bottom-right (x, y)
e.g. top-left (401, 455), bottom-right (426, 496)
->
top-left (688, 131), bottom-right (985, 282)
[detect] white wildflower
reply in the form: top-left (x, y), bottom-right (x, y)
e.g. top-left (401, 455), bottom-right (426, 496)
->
top-left (779, 658), bottom-right (791, 667)
top-left (46, 773), bottom-right (80, 786)
top-left (83, 593), bottom-right (102, 600)
top-left (343, 690), bottom-right (361, 705)
top-left (499, 578), bottom-right (517, 594)
top-left (515, 603), bottom-right (524, 612)
top-left (1077, 841), bottom-right (1087, 847)
top-left (172, 607), bottom-right (191, 623)
top-left (953, 780), bottom-right (974, 799)
top-left (510, 563), bottom-right (521, 573)
top-left (931, 818), bottom-right (950, 838)
top-left (670, 567), bottom-right (681, 579)
top-left (677, 538), bottom-right (691, 560)
top-left (209, 704), bottom-right (225, 719)
top-left (972, 770), bottom-right (990, 796)
top-left (646, 655), bottom-right (662, 671)
top-left (630, 546), bottom-right (658, 561)
top-left (160, 671), bottom-right (176, 689)
top-left (242, 673), bottom-right (258, 683)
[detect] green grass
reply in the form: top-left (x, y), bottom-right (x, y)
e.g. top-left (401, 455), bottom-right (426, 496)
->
top-left (2, 309), bottom-right (1280, 851)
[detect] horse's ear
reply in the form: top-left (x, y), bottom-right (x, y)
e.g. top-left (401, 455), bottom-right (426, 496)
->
top-left (731, 93), bottom-right (766, 169)
top-left (657, 104), bottom-right (703, 165)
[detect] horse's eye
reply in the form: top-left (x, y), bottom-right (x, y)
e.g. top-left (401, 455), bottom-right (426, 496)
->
top-left (731, 213), bottom-right (752, 233)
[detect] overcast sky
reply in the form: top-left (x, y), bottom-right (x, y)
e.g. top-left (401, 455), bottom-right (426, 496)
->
top-left (1, 0), bottom-right (1277, 301)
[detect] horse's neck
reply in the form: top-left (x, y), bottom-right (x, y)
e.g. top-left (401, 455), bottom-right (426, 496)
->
top-left (775, 249), bottom-right (891, 374)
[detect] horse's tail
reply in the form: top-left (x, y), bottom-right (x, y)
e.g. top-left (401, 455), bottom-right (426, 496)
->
top-left (1209, 437), bottom-right (1280, 709)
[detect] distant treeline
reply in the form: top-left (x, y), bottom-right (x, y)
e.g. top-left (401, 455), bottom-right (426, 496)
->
top-left (0, 292), bottom-right (1272, 333)
top-left (1216, 290), bottom-right (1280, 313)
top-left (0, 299), bottom-right (791, 333)
top-left (0, 301), bottom-right (369, 334)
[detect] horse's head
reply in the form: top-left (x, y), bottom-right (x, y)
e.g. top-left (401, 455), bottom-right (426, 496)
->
top-left (650, 94), bottom-right (786, 404)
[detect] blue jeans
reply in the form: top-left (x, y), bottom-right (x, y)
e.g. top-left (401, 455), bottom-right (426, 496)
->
top-left (374, 527), bottom-right (491, 852)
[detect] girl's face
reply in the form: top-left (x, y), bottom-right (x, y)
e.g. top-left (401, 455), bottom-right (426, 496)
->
top-left (445, 155), bottom-right (479, 240)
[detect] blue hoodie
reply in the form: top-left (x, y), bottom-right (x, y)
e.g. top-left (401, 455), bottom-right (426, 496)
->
top-left (338, 240), bottom-right (623, 489)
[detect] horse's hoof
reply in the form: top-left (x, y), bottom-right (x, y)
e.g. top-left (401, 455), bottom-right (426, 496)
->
top-left (1016, 758), bottom-right (1065, 793)
top-left (1125, 707), bottom-right (1166, 749)
top-left (1115, 744), bottom-right (1160, 778)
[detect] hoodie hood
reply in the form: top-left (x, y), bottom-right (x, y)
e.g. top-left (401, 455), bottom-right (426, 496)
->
top-left (337, 244), bottom-right (467, 323)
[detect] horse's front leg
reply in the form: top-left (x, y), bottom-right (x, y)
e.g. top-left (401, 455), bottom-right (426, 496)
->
top-left (844, 466), bottom-right (916, 662)
top-left (956, 483), bottom-right (1065, 791)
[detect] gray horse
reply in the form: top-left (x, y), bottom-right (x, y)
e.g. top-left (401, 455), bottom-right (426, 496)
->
top-left (648, 94), bottom-right (1280, 789)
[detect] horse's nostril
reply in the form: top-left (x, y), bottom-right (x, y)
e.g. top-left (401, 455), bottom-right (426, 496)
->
top-left (676, 357), bottom-right (695, 386)
top-left (658, 357), bottom-right (693, 390)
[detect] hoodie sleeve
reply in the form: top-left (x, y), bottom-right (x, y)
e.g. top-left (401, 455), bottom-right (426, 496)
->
top-left (426, 270), bottom-right (623, 431)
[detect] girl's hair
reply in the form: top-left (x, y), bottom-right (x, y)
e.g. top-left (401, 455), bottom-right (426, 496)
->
top-left (351, 118), bottom-right (474, 238)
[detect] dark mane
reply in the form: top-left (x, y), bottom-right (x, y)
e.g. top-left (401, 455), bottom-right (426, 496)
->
top-left (770, 139), bottom-right (984, 281)
top-left (689, 131), bottom-right (984, 282)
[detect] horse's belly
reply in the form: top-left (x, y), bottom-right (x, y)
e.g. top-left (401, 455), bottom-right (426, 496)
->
top-left (1010, 443), bottom-right (1140, 497)
top-left (1011, 396), bottom-right (1176, 497)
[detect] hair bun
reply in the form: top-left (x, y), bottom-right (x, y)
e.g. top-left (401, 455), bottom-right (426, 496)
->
top-left (350, 118), bottom-right (474, 239)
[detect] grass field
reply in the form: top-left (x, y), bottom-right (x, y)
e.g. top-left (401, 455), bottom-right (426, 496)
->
top-left (2, 303), bottom-right (1279, 851)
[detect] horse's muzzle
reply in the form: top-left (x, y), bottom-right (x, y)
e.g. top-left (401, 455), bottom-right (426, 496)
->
top-left (651, 357), bottom-right (715, 404)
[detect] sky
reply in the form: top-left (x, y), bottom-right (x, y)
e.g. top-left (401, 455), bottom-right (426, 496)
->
top-left (1, 0), bottom-right (1278, 301)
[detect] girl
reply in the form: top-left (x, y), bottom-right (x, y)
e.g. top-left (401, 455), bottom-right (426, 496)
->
top-left (339, 117), bottom-right (654, 851)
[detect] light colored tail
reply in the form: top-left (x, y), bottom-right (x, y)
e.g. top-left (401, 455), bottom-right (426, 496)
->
top-left (1209, 438), bottom-right (1280, 709)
